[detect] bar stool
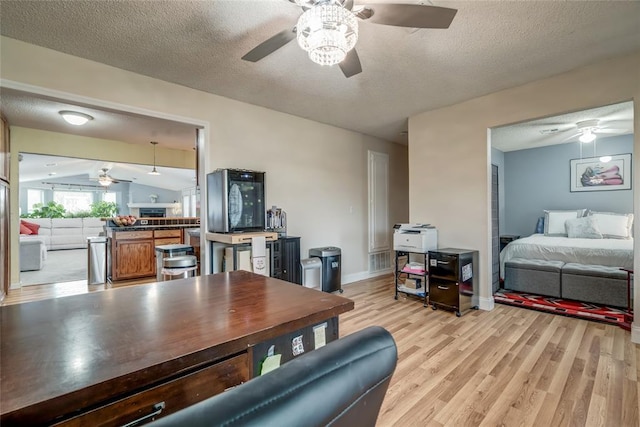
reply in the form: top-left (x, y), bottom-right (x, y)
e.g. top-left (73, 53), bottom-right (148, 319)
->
top-left (162, 255), bottom-right (198, 281)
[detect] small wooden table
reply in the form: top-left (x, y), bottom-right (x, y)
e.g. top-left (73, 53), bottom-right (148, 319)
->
top-left (1, 271), bottom-right (353, 426)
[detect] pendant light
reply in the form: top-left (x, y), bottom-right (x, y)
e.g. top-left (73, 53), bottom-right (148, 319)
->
top-left (148, 141), bottom-right (160, 175)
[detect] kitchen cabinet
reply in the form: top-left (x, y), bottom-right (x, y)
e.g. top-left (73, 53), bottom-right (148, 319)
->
top-left (154, 229), bottom-right (182, 246)
top-left (110, 231), bottom-right (155, 281)
top-left (428, 248), bottom-right (479, 317)
top-left (108, 227), bottom-right (199, 282)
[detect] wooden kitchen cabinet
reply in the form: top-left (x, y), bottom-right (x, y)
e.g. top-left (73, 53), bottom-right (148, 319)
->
top-left (154, 229), bottom-right (182, 246)
top-left (110, 231), bottom-right (155, 281)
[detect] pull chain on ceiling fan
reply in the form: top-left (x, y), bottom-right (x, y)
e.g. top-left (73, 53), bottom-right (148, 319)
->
top-left (242, 0), bottom-right (457, 78)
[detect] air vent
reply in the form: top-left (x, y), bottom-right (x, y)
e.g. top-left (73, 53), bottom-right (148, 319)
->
top-left (369, 251), bottom-right (391, 273)
top-left (539, 128), bottom-right (560, 135)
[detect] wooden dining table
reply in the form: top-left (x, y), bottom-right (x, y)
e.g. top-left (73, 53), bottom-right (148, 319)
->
top-left (0, 271), bottom-right (354, 426)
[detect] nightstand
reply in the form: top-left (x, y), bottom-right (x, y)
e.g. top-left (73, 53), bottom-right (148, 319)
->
top-left (499, 235), bottom-right (520, 252)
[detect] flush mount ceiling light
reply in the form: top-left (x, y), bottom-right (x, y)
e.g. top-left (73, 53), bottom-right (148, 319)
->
top-left (296, 1), bottom-right (358, 66)
top-left (148, 141), bottom-right (160, 175)
top-left (59, 111), bottom-right (93, 126)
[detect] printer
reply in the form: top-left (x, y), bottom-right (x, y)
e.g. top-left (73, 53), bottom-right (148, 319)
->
top-left (393, 223), bottom-right (437, 253)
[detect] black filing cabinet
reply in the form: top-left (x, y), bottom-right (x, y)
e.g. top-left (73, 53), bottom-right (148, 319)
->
top-left (428, 248), bottom-right (479, 317)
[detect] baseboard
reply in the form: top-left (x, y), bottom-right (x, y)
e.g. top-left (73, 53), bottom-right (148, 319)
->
top-left (478, 296), bottom-right (494, 311)
top-left (10, 281), bottom-right (21, 290)
top-left (632, 323), bottom-right (640, 344)
top-left (342, 269), bottom-right (391, 285)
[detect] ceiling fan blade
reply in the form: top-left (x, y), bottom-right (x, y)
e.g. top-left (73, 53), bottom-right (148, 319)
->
top-left (343, 0), bottom-right (354, 11)
top-left (340, 49), bottom-right (362, 78)
top-left (562, 132), bottom-right (582, 142)
top-left (596, 128), bottom-right (630, 134)
top-left (356, 4), bottom-right (457, 29)
top-left (241, 29), bottom-right (296, 62)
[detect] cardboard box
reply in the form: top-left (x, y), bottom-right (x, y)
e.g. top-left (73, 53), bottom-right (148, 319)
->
top-left (404, 278), bottom-right (422, 289)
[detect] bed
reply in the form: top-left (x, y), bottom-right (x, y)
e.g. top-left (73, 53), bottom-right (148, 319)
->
top-left (500, 233), bottom-right (634, 279)
top-left (499, 209), bottom-right (634, 308)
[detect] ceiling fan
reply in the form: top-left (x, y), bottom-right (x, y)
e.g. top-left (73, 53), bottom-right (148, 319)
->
top-left (242, 0), bottom-right (457, 78)
top-left (92, 168), bottom-right (132, 187)
top-left (564, 119), bottom-right (630, 143)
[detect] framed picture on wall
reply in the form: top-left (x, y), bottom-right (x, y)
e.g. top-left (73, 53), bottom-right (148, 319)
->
top-left (570, 153), bottom-right (632, 192)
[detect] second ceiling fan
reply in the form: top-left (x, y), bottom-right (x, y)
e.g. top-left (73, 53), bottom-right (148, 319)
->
top-left (242, 0), bottom-right (457, 78)
top-left (93, 168), bottom-right (132, 187)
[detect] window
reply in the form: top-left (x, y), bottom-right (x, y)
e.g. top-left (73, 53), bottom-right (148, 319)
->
top-left (53, 191), bottom-right (93, 213)
top-left (27, 189), bottom-right (44, 213)
top-left (102, 192), bottom-right (116, 204)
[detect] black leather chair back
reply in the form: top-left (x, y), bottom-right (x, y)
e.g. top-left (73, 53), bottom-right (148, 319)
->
top-left (151, 325), bottom-right (397, 427)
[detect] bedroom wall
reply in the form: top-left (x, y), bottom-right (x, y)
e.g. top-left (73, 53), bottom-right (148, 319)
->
top-left (501, 134), bottom-right (634, 237)
top-left (1, 37), bottom-right (409, 287)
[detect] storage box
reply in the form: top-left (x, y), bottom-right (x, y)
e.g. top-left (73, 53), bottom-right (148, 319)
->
top-left (404, 278), bottom-right (422, 289)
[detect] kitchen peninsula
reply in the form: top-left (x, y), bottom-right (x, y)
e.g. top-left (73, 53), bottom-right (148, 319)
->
top-left (0, 271), bottom-right (354, 425)
top-left (105, 217), bottom-right (200, 282)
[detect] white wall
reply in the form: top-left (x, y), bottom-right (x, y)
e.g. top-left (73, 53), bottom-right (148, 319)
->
top-left (1, 37), bottom-right (409, 287)
top-left (409, 51), bottom-right (640, 341)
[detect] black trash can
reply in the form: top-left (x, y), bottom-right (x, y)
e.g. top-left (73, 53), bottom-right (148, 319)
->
top-left (309, 247), bottom-right (342, 293)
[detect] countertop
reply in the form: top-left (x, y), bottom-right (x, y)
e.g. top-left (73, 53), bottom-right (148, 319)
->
top-left (107, 224), bottom-right (201, 231)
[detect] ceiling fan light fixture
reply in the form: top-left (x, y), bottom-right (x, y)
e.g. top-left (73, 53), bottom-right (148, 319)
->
top-left (297, 3), bottom-right (358, 66)
top-left (59, 110), bottom-right (93, 126)
top-left (579, 129), bottom-right (596, 143)
top-left (98, 176), bottom-right (112, 186)
top-left (148, 141), bottom-right (161, 175)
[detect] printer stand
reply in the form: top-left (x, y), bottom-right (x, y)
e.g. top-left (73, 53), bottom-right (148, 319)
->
top-left (394, 251), bottom-right (429, 307)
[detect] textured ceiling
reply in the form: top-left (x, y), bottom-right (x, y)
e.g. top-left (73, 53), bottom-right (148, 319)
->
top-left (1, 0), bottom-right (639, 146)
top-left (0, 89), bottom-right (200, 150)
top-left (492, 101), bottom-right (634, 152)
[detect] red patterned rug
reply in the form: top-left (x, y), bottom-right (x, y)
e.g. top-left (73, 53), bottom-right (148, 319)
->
top-left (494, 290), bottom-right (632, 330)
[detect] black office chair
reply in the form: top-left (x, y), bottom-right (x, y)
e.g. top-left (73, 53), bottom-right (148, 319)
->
top-left (151, 326), bottom-right (398, 427)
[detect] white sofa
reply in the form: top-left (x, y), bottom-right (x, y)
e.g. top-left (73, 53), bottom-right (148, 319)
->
top-left (20, 218), bottom-right (106, 250)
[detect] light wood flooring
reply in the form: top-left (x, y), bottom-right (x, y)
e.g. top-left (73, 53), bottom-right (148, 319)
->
top-left (340, 275), bottom-right (639, 427)
top-left (2, 274), bottom-right (638, 426)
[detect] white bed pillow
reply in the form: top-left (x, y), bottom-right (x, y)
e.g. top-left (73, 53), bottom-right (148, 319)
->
top-left (587, 211), bottom-right (634, 239)
top-left (543, 209), bottom-right (585, 237)
top-left (565, 216), bottom-right (603, 239)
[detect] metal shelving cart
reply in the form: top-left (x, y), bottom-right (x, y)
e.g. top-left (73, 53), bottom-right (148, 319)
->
top-left (394, 250), bottom-right (429, 307)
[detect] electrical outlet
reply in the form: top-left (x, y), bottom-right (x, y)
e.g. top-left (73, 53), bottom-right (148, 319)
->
top-left (141, 219), bottom-right (148, 225)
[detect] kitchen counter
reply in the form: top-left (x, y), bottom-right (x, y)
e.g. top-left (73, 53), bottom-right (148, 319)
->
top-left (107, 224), bottom-right (199, 231)
top-left (105, 217), bottom-right (200, 231)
